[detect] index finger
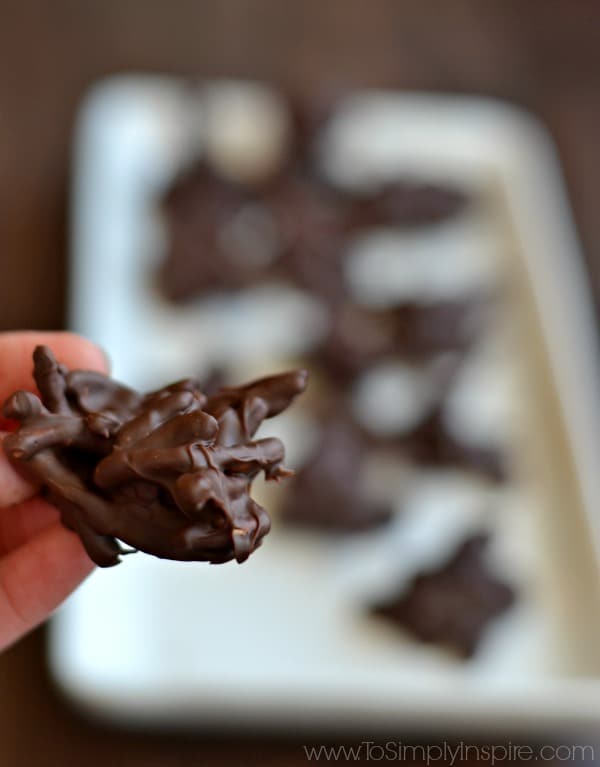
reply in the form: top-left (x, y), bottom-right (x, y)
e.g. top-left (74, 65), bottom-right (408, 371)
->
top-left (0, 332), bottom-right (109, 505)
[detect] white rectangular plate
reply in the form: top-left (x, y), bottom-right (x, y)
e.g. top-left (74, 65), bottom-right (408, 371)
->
top-left (50, 76), bottom-right (600, 733)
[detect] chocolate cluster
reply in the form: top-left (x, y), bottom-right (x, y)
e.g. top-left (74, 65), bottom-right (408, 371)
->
top-left (372, 535), bottom-right (515, 657)
top-left (160, 164), bottom-right (466, 307)
top-left (3, 346), bottom-right (306, 567)
top-left (282, 413), bottom-right (393, 531)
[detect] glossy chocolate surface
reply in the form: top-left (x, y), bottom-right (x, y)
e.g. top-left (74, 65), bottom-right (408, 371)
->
top-left (3, 346), bottom-right (306, 567)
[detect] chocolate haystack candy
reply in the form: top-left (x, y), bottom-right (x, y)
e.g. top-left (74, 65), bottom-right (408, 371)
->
top-left (401, 407), bottom-right (507, 483)
top-left (281, 415), bottom-right (393, 531)
top-left (159, 92), bottom-right (468, 305)
top-left (372, 534), bottom-right (515, 657)
top-left (314, 298), bottom-right (486, 387)
top-left (3, 346), bottom-right (307, 567)
top-left (159, 163), bottom-right (273, 301)
top-left (160, 161), bottom-right (468, 305)
top-left (160, 162), bottom-right (351, 305)
top-left (313, 305), bottom-right (401, 386)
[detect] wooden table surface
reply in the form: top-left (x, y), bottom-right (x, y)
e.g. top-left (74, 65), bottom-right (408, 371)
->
top-left (1, 2), bottom-right (600, 764)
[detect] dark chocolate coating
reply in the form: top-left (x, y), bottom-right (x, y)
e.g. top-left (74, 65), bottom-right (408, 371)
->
top-left (399, 407), bottom-right (508, 483)
top-left (159, 94), bottom-right (468, 306)
top-left (314, 298), bottom-right (486, 387)
top-left (372, 534), bottom-right (515, 657)
top-left (313, 305), bottom-right (400, 386)
top-left (346, 181), bottom-right (467, 229)
top-left (281, 415), bottom-right (393, 531)
top-left (159, 163), bottom-right (353, 306)
top-left (159, 163), bottom-right (274, 301)
top-left (3, 346), bottom-right (307, 567)
top-left (390, 299), bottom-right (487, 359)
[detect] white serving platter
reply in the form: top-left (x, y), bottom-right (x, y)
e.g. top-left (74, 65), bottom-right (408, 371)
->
top-left (49, 75), bottom-right (600, 733)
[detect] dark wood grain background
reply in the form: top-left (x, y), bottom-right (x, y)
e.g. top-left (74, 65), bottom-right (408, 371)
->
top-left (1, 1), bottom-right (600, 764)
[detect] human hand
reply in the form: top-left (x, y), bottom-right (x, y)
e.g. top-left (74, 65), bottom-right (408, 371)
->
top-left (0, 332), bottom-right (108, 651)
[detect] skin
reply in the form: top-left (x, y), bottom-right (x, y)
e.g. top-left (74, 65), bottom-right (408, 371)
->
top-left (0, 332), bottom-right (107, 651)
